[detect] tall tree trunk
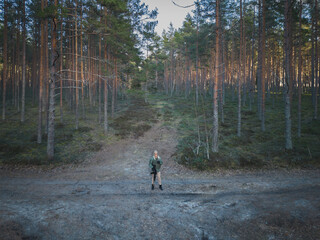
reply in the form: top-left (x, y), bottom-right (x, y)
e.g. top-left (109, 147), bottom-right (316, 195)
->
top-left (314, 0), bottom-right (318, 119)
top-left (37, 0), bottom-right (45, 144)
top-left (44, 0), bottom-right (49, 134)
top-left (80, 2), bottom-right (85, 119)
top-left (242, 1), bottom-right (247, 108)
top-left (257, 0), bottom-right (266, 131)
top-left (2, 0), bottom-right (8, 120)
top-left (238, 0), bottom-right (243, 137)
top-left (298, 0), bottom-right (303, 137)
top-left (212, 0), bottom-right (220, 152)
top-left (250, 7), bottom-right (256, 111)
top-left (16, 25), bottom-right (20, 111)
top-left (75, 1), bottom-right (79, 129)
top-left (220, 30), bottom-right (225, 124)
top-left (284, 0), bottom-right (293, 149)
top-left (98, 23), bottom-right (102, 123)
top-left (104, 8), bottom-right (108, 133)
top-left (195, 0), bottom-right (199, 105)
top-left (311, 1), bottom-right (316, 108)
top-left (48, 0), bottom-right (59, 160)
top-left (31, 39), bottom-right (37, 106)
top-left (60, 2), bottom-right (63, 123)
top-left (21, 0), bottom-right (26, 122)
top-left (104, 46), bottom-right (108, 133)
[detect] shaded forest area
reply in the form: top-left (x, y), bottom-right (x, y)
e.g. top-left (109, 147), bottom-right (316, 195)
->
top-left (0, 0), bottom-right (319, 169)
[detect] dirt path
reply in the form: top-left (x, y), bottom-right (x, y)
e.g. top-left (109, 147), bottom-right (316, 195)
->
top-left (1, 123), bottom-right (320, 239)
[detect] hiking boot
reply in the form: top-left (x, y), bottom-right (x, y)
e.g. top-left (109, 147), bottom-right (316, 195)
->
top-left (151, 184), bottom-right (154, 190)
top-left (159, 185), bottom-right (163, 191)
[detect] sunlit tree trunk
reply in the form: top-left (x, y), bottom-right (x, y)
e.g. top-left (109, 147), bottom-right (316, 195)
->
top-left (80, 2), bottom-right (85, 119)
top-left (238, 0), bottom-right (243, 137)
top-left (212, 0), bottom-right (220, 152)
top-left (220, 30), bottom-right (225, 124)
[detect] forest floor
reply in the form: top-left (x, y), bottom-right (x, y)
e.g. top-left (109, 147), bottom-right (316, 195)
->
top-left (1, 94), bottom-right (320, 239)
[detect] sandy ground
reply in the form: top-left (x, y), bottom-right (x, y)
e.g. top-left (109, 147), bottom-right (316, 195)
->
top-left (1, 123), bottom-right (320, 239)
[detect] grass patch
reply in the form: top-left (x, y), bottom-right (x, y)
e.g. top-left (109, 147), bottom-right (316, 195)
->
top-left (110, 94), bottom-right (157, 138)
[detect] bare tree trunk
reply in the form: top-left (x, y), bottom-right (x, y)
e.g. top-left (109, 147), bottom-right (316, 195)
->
top-left (104, 50), bottom-right (109, 133)
top-left (47, 0), bottom-right (59, 160)
top-left (2, 0), bottom-right (8, 120)
top-left (212, 0), bottom-right (220, 152)
top-left (201, 95), bottom-right (210, 159)
top-left (37, 0), bottom-right (45, 144)
top-left (249, 6), bottom-right (256, 111)
top-left (21, 0), bottom-right (26, 122)
top-left (220, 31), bottom-right (225, 124)
top-left (311, 1), bottom-right (316, 108)
top-left (80, 2), bottom-right (85, 119)
top-left (32, 40), bottom-right (37, 106)
top-left (238, 0), bottom-right (243, 137)
top-left (257, 0), bottom-right (266, 131)
top-left (75, 1), bottom-right (79, 129)
top-left (44, 1), bottom-right (49, 134)
top-left (98, 26), bottom-right (102, 124)
top-left (242, 1), bottom-right (247, 108)
top-left (60, 7), bottom-right (63, 123)
top-left (195, 0), bottom-right (199, 105)
top-left (314, 0), bottom-right (318, 119)
top-left (284, 0), bottom-right (293, 149)
top-left (16, 24), bottom-right (20, 112)
top-left (298, 0), bottom-right (303, 137)
top-left (231, 35), bottom-right (235, 102)
top-left (104, 9), bottom-right (108, 133)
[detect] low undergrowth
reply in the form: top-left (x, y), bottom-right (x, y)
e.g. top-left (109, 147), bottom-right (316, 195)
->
top-left (147, 91), bottom-right (320, 171)
top-left (110, 92), bottom-right (158, 138)
top-left (0, 91), bottom-right (155, 166)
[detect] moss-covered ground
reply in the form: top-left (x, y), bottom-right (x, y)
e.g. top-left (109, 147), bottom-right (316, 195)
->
top-left (147, 90), bottom-right (320, 170)
top-left (0, 90), bottom-right (156, 166)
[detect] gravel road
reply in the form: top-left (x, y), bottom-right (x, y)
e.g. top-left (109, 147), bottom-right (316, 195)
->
top-left (1, 123), bottom-right (320, 240)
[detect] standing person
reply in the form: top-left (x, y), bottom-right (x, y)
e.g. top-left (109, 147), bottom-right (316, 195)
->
top-left (149, 150), bottom-right (163, 190)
